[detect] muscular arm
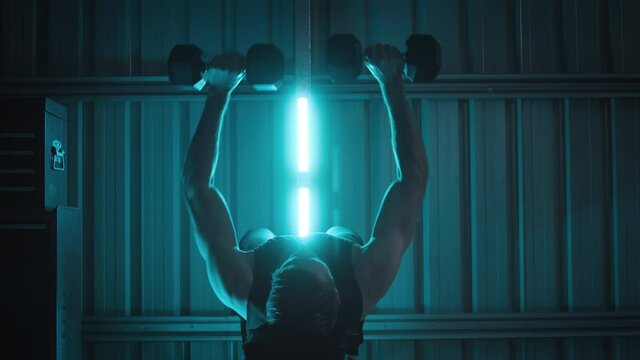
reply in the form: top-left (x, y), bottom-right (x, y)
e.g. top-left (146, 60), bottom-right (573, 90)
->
top-left (182, 57), bottom-right (253, 318)
top-left (355, 45), bottom-right (428, 318)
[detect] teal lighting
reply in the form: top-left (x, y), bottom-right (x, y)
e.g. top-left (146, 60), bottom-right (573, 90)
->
top-left (298, 187), bottom-right (310, 237)
top-left (296, 96), bottom-right (311, 237)
top-left (297, 97), bottom-right (309, 173)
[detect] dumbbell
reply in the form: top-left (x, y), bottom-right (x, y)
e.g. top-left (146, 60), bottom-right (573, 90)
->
top-left (325, 34), bottom-right (442, 83)
top-left (168, 44), bottom-right (284, 91)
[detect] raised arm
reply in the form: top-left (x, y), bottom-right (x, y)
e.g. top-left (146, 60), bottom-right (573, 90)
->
top-left (182, 53), bottom-right (253, 318)
top-left (354, 45), bottom-right (428, 318)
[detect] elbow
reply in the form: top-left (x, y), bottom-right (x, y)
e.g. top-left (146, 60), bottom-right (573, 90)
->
top-left (181, 163), bottom-right (195, 196)
top-left (181, 171), bottom-right (196, 199)
top-left (182, 174), bottom-right (210, 202)
top-left (182, 181), bottom-right (196, 202)
top-left (182, 163), bottom-right (213, 199)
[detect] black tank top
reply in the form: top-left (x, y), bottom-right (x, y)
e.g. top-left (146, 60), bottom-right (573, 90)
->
top-left (244, 233), bottom-right (364, 355)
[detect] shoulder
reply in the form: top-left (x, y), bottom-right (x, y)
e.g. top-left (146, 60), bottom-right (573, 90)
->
top-left (202, 247), bottom-right (254, 319)
top-left (352, 231), bottom-right (407, 320)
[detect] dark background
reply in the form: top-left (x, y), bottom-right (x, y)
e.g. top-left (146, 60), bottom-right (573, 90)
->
top-left (1, 0), bottom-right (639, 359)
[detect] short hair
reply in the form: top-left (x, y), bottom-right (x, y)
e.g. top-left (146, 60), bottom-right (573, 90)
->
top-left (265, 256), bottom-right (340, 337)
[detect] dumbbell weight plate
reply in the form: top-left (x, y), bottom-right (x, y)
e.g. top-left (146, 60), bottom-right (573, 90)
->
top-left (167, 45), bottom-right (206, 89)
top-left (404, 34), bottom-right (442, 83)
top-left (246, 44), bottom-right (285, 91)
top-left (326, 34), bottom-right (363, 83)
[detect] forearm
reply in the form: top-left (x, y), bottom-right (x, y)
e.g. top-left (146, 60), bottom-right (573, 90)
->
top-left (380, 79), bottom-right (428, 182)
top-left (182, 89), bottom-right (231, 189)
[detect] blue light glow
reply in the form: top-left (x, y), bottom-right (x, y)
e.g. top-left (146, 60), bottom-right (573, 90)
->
top-left (297, 97), bottom-right (309, 173)
top-left (298, 187), bottom-right (310, 237)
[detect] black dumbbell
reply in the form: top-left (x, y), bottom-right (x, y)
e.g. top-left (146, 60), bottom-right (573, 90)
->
top-left (168, 44), bottom-right (284, 91)
top-left (325, 34), bottom-right (442, 83)
top-left (404, 34), bottom-right (442, 83)
top-left (326, 34), bottom-right (363, 83)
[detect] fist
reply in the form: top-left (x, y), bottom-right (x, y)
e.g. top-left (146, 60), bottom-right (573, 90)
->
top-left (203, 52), bottom-right (246, 93)
top-left (364, 44), bottom-right (403, 85)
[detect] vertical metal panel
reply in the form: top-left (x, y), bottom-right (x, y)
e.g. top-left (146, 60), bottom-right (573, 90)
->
top-left (562, 0), bottom-right (611, 73)
top-left (316, 100), bottom-right (368, 236)
top-left (65, 101), bottom-right (85, 208)
top-left (139, 0), bottom-right (188, 75)
top-left (421, 339), bottom-right (465, 359)
top-left (609, 0), bottom-right (640, 73)
top-left (82, 102), bottom-right (95, 316)
top-left (92, 0), bottom-right (138, 75)
top-left (113, 102), bottom-right (134, 315)
top-left (93, 342), bottom-right (139, 360)
top-left (469, 99), bottom-right (516, 313)
top-left (367, 340), bottom-right (416, 360)
top-left (270, 98), bottom-right (297, 235)
top-left (136, 102), bottom-right (187, 358)
top-left (327, 0), bottom-right (367, 39)
top-left (414, 0), bottom-right (470, 73)
top-left (469, 339), bottom-right (512, 360)
top-left (517, 0), bottom-right (564, 73)
top-left (565, 99), bottom-right (610, 311)
top-left (520, 100), bottom-right (564, 312)
top-left (191, 341), bottom-right (242, 360)
top-left (141, 342), bottom-right (186, 360)
top-left (565, 337), bottom-right (608, 360)
top-left (311, 0), bottom-right (368, 74)
top-left (272, 0), bottom-right (296, 73)
top-left (614, 337), bottom-right (640, 360)
top-left (516, 338), bottom-right (560, 360)
top-left (91, 102), bottom-right (118, 315)
top-left (130, 102), bottom-right (144, 316)
top-left (467, 0), bottom-right (517, 73)
top-left (367, 0), bottom-right (413, 47)
top-left (234, 101), bottom-right (277, 236)
top-left (187, 0), bottom-right (227, 54)
top-left (469, 99), bottom-right (515, 360)
top-left (613, 99), bottom-right (640, 310)
top-left (139, 102), bottom-right (186, 315)
top-left (46, 0), bottom-right (85, 75)
top-left (234, 0), bottom-right (272, 54)
top-left (1, 0), bottom-right (39, 76)
top-left (421, 99), bottom-right (471, 314)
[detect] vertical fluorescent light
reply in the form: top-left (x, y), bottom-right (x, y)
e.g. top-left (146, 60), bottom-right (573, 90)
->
top-left (297, 96), bottom-right (310, 237)
top-left (298, 187), bottom-right (310, 237)
top-left (297, 97), bottom-right (309, 173)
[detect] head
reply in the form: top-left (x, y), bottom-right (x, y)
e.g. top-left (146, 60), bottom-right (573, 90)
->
top-left (265, 252), bottom-right (340, 337)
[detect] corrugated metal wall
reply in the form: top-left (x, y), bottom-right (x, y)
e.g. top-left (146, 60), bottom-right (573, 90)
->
top-left (2, 0), bottom-right (640, 359)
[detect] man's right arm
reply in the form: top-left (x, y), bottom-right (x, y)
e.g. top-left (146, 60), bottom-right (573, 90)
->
top-left (354, 45), bottom-right (428, 318)
top-left (182, 54), bottom-right (253, 318)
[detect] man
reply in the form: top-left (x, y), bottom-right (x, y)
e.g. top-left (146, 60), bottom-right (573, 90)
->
top-left (182, 44), bottom-right (428, 359)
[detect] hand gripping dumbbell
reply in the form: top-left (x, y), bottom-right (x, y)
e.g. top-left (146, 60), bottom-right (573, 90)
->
top-left (168, 44), bottom-right (284, 91)
top-left (326, 34), bottom-right (442, 83)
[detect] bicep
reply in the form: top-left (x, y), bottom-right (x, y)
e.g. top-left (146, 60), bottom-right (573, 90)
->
top-left (355, 179), bottom-right (424, 317)
top-left (185, 185), bottom-right (253, 317)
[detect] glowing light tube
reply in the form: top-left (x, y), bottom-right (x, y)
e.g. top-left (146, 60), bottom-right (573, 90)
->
top-left (297, 97), bottom-right (309, 173)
